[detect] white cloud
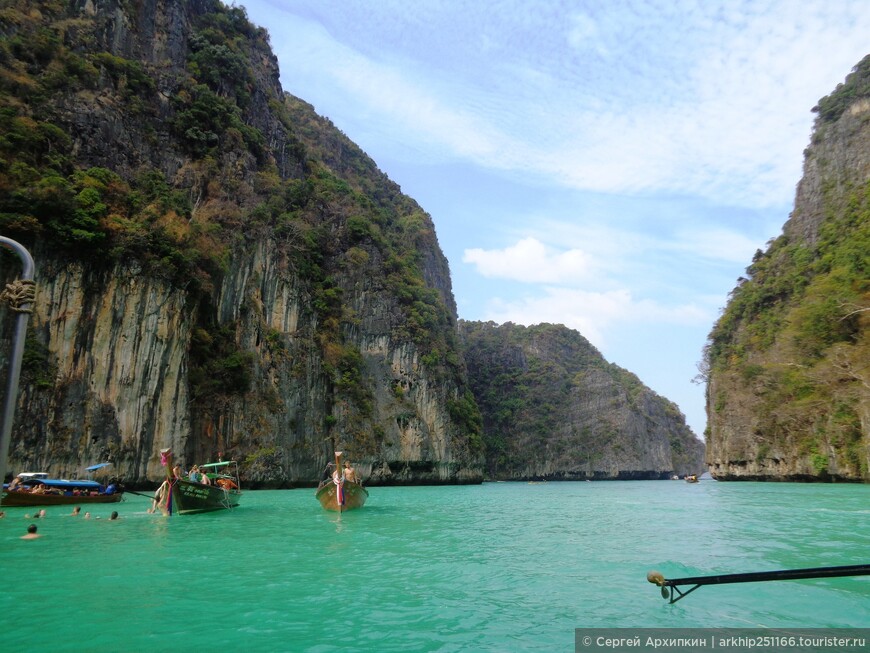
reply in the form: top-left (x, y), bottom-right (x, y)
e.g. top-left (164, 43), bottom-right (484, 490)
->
top-left (462, 237), bottom-right (593, 284)
top-left (473, 220), bottom-right (765, 284)
top-left (462, 227), bottom-right (717, 348)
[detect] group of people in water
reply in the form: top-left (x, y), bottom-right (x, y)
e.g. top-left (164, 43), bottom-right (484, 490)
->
top-left (10, 506), bottom-right (121, 539)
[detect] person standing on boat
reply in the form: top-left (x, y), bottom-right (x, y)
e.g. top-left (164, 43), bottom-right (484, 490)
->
top-left (343, 461), bottom-right (358, 483)
top-left (188, 465), bottom-right (200, 483)
top-left (201, 470), bottom-right (211, 486)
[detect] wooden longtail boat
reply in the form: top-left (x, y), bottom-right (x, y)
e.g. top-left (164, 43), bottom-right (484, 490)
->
top-left (2, 465), bottom-right (123, 507)
top-left (315, 451), bottom-right (368, 512)
top-left (154, 449), bottom-right (242, 515)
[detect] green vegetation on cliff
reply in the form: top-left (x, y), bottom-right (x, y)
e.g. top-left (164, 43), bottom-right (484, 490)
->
top-left (0, 1), bottom-right (462, 380)
top-left (813, 54), bottom-right (870, 123)
top-left (704, 56), bottom-right (870, 480)
top-left (460, 321), bottom-right (703, 479)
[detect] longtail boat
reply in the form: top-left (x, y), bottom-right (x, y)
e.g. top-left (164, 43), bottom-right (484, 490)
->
top-left (2, 464), bottom-right (123, 507)
top-left (153, 449), bottom-right (241, 515)
top-left (315, 451), bottom-right (368, 512)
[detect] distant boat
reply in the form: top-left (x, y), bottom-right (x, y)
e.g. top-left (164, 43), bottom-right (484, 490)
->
top-left (1, 465), bottom-right (123, 507)
top-left (316, 451), bottom-right (368, 512)
top-left (154, 449), bottom-right (242, 515)
top-left (685, 474), bottom-right (699, 483)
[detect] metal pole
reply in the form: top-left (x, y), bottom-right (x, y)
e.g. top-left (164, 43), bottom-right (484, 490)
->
top-left (663, 564), bottom-right (870, 588)
top-left (0, 236), bottom-right (35, 488)
top-left (648, 564), bottom-right (870, 604)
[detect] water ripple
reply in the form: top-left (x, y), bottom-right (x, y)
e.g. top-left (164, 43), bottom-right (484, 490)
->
top-left (0, 481), bottom-right (867, 650)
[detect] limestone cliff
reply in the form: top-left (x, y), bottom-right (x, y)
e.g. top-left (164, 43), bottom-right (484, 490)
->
top-left (704, 56), bottom-right (870, 482)
top-left (459, 321), bottom-right (705, 480)
top-left (0, 0), bottom-right (483, 485)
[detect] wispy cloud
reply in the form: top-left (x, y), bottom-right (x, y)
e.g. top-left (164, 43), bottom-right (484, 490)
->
top-left (461, 223), bottom-right (730, 345)
top-left (482, 287), bottom-right (709, 349)
top-left (667, 228), bottom-right (763, 265)
top-left (254, 0), bottom-right (870, 209)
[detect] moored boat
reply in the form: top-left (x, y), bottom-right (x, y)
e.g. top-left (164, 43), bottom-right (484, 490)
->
top-left (316, 451), bottom-right (368, 512)
top-left (685, 474), bottom-right (699, 483)
top-left (153, 449), bottom-right (242, 515)
top-left (2, 468), bottom-right (123, 507)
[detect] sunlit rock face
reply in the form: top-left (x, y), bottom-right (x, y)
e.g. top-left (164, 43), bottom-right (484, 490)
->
top-left (0, 0), bottom-right (483, 486)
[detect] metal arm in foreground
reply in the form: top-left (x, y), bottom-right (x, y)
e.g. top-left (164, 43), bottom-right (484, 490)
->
top-left (0, 237), bottom-right (34, 488)
top-left (647, 564), bottom-right (870, 604)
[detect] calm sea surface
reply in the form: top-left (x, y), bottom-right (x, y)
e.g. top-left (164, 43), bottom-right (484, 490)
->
top-left (1, 481), bottom-right (868, 651)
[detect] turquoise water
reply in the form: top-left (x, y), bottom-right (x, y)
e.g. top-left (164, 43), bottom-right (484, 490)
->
top-left (1, 481), bottom-right (868, 651)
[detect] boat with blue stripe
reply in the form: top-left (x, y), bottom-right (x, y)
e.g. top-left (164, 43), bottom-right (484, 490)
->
top-left (2, 465), bottom-right (123, 507)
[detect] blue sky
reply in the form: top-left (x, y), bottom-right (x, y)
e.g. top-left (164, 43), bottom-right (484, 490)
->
top-left (240, 0), bottom-right (870, 439)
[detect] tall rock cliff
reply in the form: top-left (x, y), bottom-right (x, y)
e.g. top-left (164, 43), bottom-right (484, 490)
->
top-left (0, 0), bottom-right (483, 485)
top-left (704, 56), bottom-right (870, 482)
top-left (459, 321), bottom-right (705, 480)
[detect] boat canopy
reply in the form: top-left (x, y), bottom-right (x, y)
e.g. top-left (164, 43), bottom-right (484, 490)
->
top-left (85, 462), bottom-right (112, 471)
top-left (26, 479), bottom-right (103, 489)
top-left (200, 461), bottom-right (237, 469)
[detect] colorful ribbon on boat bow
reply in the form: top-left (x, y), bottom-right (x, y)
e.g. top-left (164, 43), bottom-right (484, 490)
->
top-left (334, 475), bottom-right (345, 506)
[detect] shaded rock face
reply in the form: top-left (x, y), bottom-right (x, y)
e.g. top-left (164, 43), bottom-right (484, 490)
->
top-left (0, 0), bottom-right (482, 486)
top-left (459, 322), bottom-right (705, 480)
top-left (704, 58), bottom-right (870, 482)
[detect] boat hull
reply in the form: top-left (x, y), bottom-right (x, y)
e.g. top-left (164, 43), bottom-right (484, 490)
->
top-left (169, 479), bottom-right (241, 514)
top-left (2, 491), bottom-right (123, 507)
top-left (315, 480), bottom-right (368, 512)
